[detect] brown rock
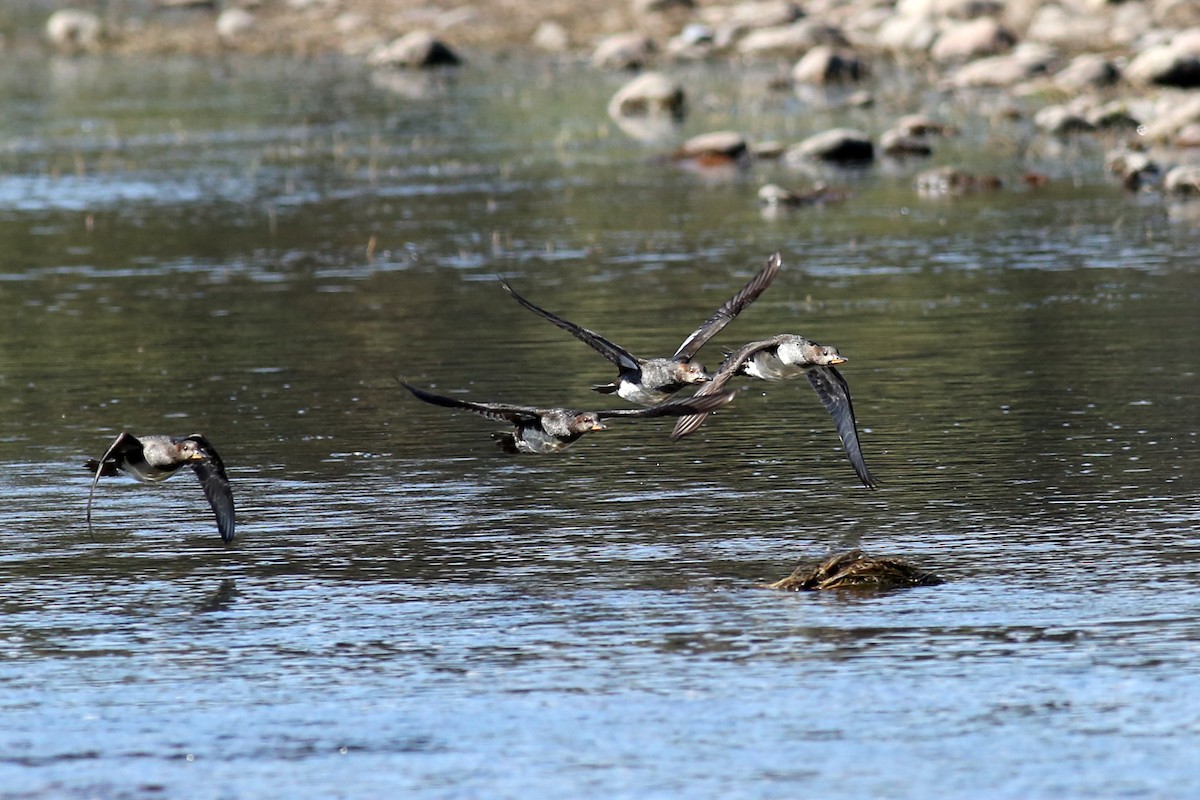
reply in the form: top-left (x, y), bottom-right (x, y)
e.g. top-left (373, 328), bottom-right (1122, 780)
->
top-left (768, 550), bottom-right (941, 591)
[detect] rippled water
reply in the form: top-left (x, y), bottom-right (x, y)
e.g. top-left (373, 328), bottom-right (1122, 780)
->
top-left (3, 54), bottom-right (1200, 798)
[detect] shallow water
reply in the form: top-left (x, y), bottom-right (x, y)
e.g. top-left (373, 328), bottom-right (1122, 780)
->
top-left (2, 54), bottom-right (1200, 798)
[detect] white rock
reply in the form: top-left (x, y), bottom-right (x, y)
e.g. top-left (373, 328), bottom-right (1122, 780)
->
top-left (1125, 44), bottom-right (1200, 87)
top-left (736, 20), bottom-right (847, 57)
top-left (607, 71), bottom-right (686, 119)
top-left (930, 18), bottom-right (1017, 63)
top-left (792, 45), bottom-right (867, 83)
top-left (216, 8), bottom-right (255, 41)
top-left (532, 21), bottom-right (570, 52)
top-left (1163, 164), bottom-right (1200, 196)
top-left (368, 31), bottom-right (461, 68)
top-left (592, 32), bottom-right (655, 69)
top-left (45, 9), bottom-right (101, 51)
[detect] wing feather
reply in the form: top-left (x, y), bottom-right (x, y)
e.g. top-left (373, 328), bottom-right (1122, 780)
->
top-left (399, 380), bottom-right (544, 425)
top-left (806, 366), bottom-right (877, 489)
top-left (85, 432), bottom-right (141, 539)
top-left (186, 445), bottom-right (236, 542)
top-left (499, 278), bottom-right (641, 372)
top-left (672, 252), bottom-right (782, 361)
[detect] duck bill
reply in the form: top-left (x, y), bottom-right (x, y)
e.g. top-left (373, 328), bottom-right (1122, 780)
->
top-left (590, 422), bottom-right (607, 431)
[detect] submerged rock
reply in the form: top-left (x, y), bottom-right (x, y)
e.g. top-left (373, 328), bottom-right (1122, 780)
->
top-left (768, 549), bottom-right (941, 591)
top-left (916, 165), bottom-right (1003, 195)
top-left (893, 113), bottom-right (956, 138)
top-left (758, 181), bottom-right (848, 207)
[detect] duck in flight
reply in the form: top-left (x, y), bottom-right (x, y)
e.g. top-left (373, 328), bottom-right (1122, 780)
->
top-left (499, 252), bottom-right (782, 406)
top-left (398, 379), bottom-right (736, 454)
top-left (84, 432), bottom-right (236, 542)
top-left (669, 334), bottom-right (877, 489)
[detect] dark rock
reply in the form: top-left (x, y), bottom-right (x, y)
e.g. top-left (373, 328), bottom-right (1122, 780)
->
top-left (1035, 105), bottom-right (1096, 135)
top-left (792, 45), bottom-right (867, 84)
top-left (1126, 44), bottom-right (1200, 87)
top-left (1106, 149), bottom-right (1160, 191)
top-left (786, 127), bottom-right (874, 164)
top-left (368, 31), bottom-right (461, 68)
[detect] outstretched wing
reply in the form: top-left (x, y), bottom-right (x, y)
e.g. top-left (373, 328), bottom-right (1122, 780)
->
top-left (85, 431), bottom-right (142, 539)
top-left (671, 252), bottom-right (782, 361)
top-left (186, 435), bottom-right (237, 542)
top-left (669, 337), bottom-right (785, 440)
top-left (806, 366), bottom-right (877, 489)
top-left (398, 379), bottom-right (543, 426)
top-left (499, 278), bottom-right (641, 372)
top-left (600, 390), bottom-right (736, 420)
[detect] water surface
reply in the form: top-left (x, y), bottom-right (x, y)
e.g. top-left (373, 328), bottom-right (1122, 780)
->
top-left (2, 54), bottom-right (1200, 798)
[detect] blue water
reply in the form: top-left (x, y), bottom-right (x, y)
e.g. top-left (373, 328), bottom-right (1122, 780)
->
top-left (2, 54), bottom-right (1200, 798)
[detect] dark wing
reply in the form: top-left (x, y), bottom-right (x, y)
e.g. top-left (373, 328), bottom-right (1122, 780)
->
top-left (186, 435), bottom-right (237, 542)
top-left (669, 337), bottom-right (785, 440)
top-left (399, 380), bottom-right (543, 425)
top-left (599, 390), bottom-right (736, 420)
top-left (499, 278), bottom-right (641, 372)
top-left (85, 432), bottom-right (142, 539)
top-left (671, 252), bottom-right (782, 361)
top-left (806, 366), bottom-right (877, 489)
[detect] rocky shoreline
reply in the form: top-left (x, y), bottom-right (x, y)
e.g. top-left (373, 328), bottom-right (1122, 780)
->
top-left (24, 1), bottom-right (1200, 199)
